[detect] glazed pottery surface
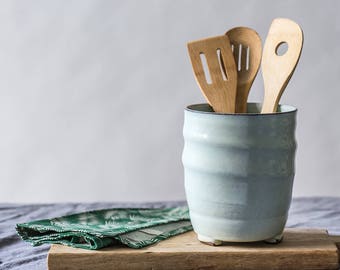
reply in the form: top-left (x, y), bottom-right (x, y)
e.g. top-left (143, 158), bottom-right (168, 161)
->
top-left (182, 103), bottom-right (297, 242)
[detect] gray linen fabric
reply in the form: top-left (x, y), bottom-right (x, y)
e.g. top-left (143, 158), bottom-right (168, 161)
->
top-left (1, 198), bottom-right (340, 270)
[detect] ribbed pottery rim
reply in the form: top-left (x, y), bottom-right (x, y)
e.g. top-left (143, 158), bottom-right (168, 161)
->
top-left (185, 103), bottom-right (297, 116)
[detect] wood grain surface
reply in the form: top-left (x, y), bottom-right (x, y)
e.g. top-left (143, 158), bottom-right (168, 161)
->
top-left (187, 35), bottom-right (237, 113)
top-left (225, 27), bottom-right (262, 113)
top-left (261, 18), bottom-right (304, 113)
top-left (48, 228), bottom-right (340, 270)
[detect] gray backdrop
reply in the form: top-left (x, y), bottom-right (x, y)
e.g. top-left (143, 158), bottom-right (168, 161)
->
top-left (0, 0), bottom-right (339, 202)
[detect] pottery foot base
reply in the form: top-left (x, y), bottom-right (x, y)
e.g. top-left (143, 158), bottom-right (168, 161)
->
top-left (197, 233), bottom-right (284, 245)
top-left (197, 234), bottom-right (223, 246)
top-left (263, 233), bottom-right (283, 244)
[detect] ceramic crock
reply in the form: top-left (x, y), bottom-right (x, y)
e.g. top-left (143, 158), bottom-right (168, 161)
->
top-left (182, 103), bottom-right (297, 244)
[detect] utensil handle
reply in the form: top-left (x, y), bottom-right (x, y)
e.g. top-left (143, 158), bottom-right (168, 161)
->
top-left (261, 18), bottom-right (304, 113)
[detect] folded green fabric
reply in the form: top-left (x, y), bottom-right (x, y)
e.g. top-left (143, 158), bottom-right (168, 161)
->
top-left (16, 207), bottom-right (192, 249)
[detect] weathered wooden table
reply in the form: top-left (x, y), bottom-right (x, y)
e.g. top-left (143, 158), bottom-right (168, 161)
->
top-left (48, 228), bottom-right (340, 270)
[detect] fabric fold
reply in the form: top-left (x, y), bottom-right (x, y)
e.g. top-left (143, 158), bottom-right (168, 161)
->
top-left (16, 207), bottom-right (192, 249)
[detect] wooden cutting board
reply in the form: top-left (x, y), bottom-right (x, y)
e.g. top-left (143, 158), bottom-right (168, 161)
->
top-left (48, 228), bottom-right (340, 270)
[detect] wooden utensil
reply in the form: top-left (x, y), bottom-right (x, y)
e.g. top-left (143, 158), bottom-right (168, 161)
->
top-left (261, 18), bottom-right (304, 113)
top-left (187, 35), bottom-right (237, 113)
top-left (224, 27), bottom-right (262, 113)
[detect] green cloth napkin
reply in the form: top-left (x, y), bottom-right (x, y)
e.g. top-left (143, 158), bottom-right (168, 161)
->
top-left (16, 207), bottom-right (192, 249)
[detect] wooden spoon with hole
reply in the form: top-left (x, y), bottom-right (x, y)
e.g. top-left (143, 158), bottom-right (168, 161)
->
top-left (261, 18), bottom-right (304, 113)
top-left (224, 27), bottom-right (262, 113)
top-left (187, 35), bottom-right (237, 113)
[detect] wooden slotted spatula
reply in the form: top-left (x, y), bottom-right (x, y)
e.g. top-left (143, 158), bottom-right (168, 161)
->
top-left (261, 18), bottom-right (304, 113)
top-left (187, 35), bottom-right (237, 113)
top-left (225, 27), bottom-right (262, 113)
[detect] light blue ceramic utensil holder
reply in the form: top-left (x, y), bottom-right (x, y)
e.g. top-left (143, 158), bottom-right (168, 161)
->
top-left (182, 103), bottom-right (297, 244)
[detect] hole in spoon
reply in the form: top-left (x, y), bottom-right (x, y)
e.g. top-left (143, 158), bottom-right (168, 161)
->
top-left (216, 49), bottom-right (227, 81)
top-left (275, 42), bottom-right (288, 56)
top-left (238, 44), bottom-right (242, 71)
top-left (200, 53), bottom-right (212, 84)
top-left (246, 46), bottom-right (250, 71)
